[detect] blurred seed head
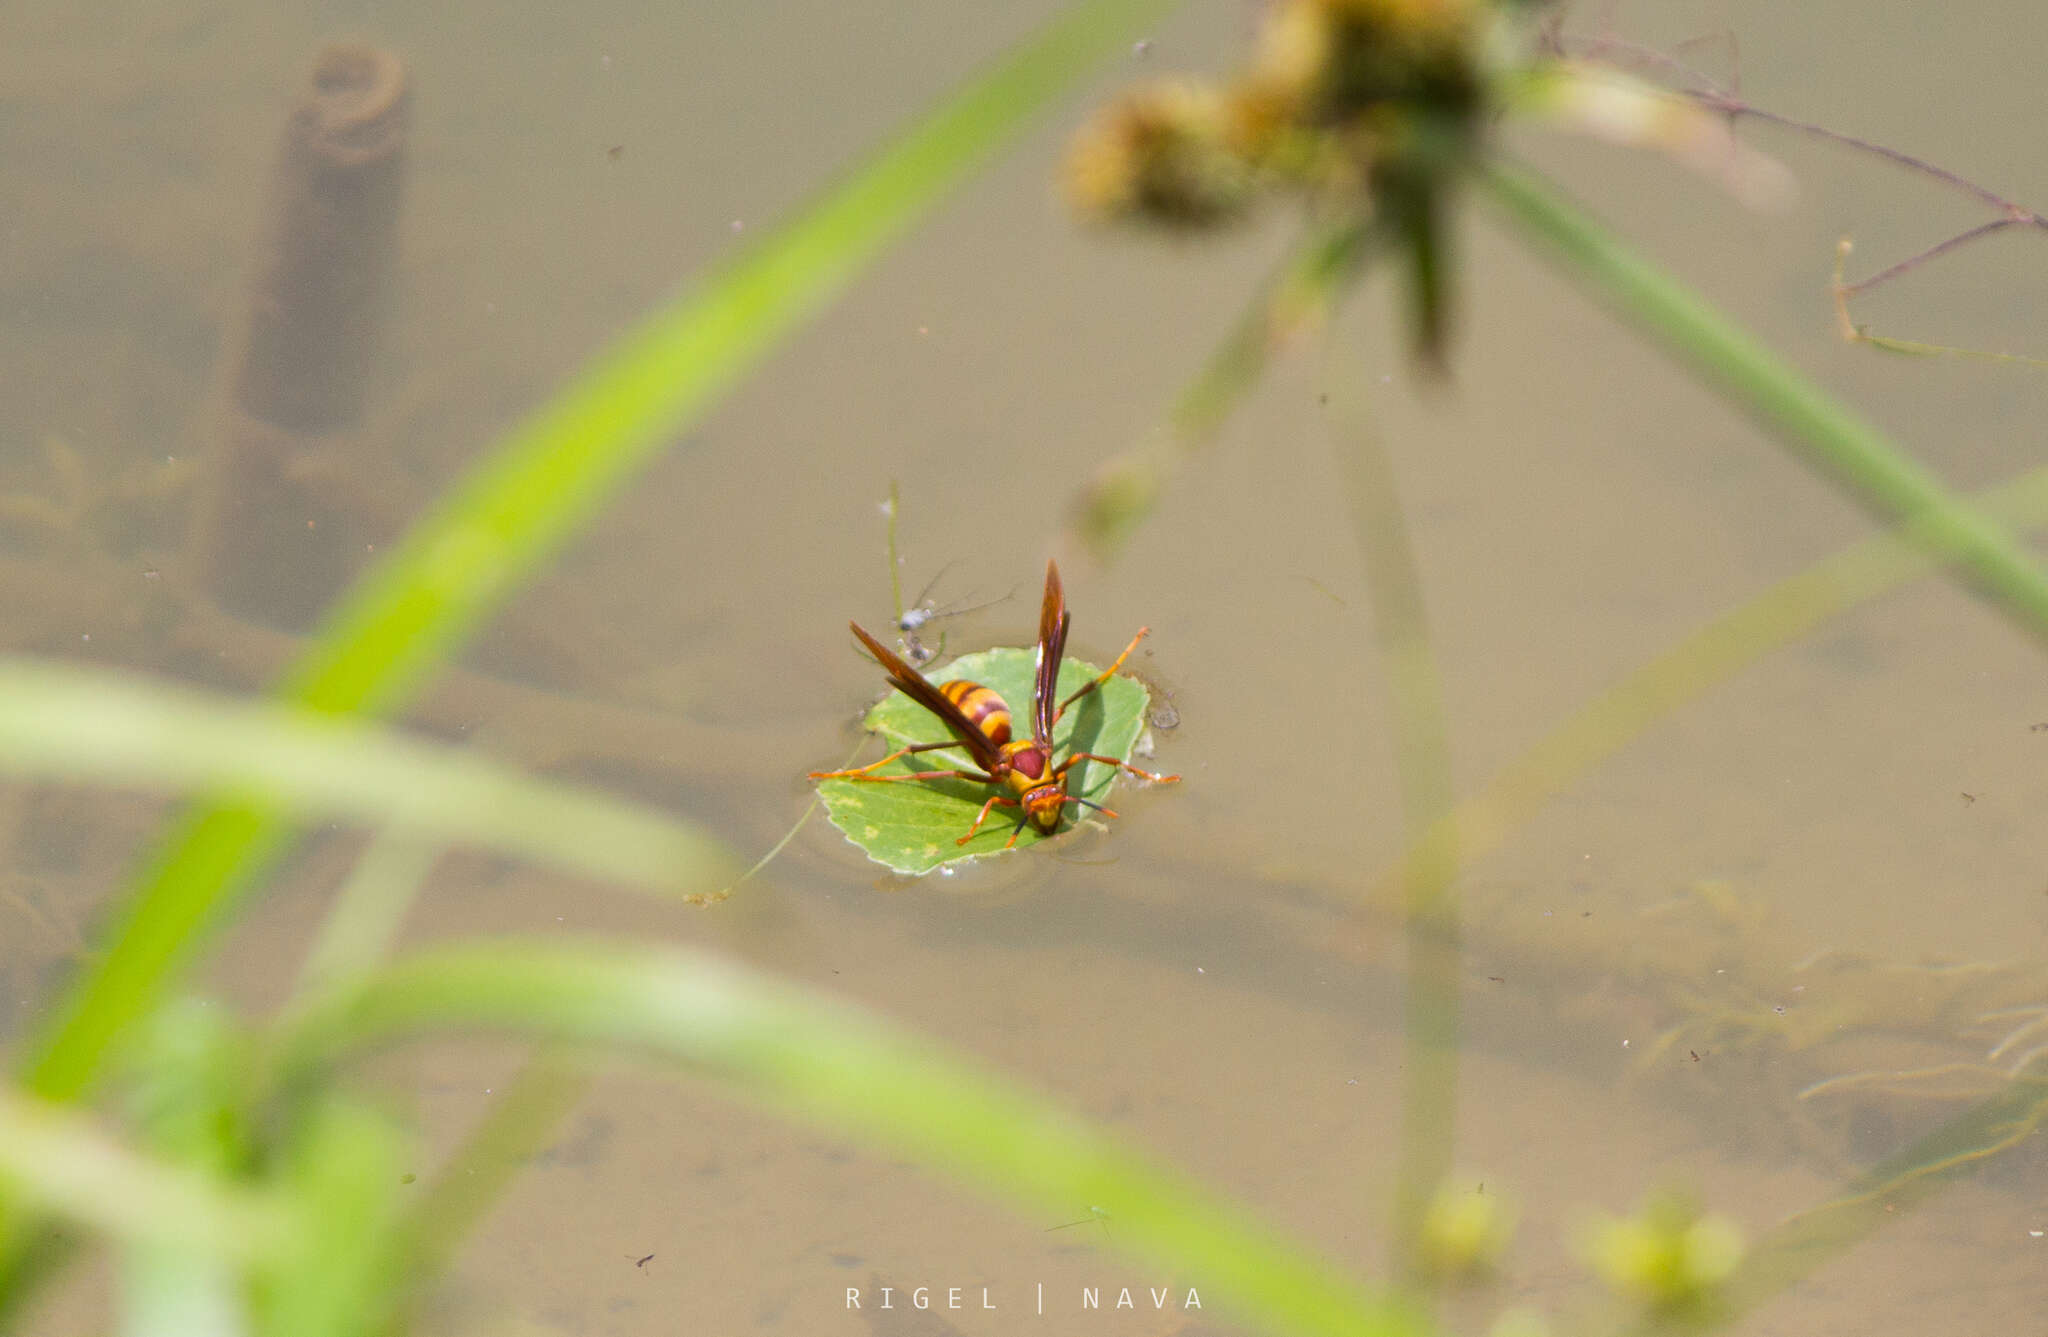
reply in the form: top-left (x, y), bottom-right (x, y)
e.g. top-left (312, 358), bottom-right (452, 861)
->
top-left (1580, 1188), bottom-right (1745, 1314)
top-left (1416, 1176), bottom-right (1516, 1284)
top-left (1066, 80), bottom-right (1258, 229)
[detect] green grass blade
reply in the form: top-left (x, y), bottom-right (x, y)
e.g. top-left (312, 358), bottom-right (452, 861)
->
top-left (255, 1100), bottom-right (408, 1337)
top-left (276, 938), bottom-right (1433, 1337)
top-left (0, 1090), bottom-right (291, 1266)
top-left (1481, 158), bottom-right (2048, 646)
top-left (294, 830), bottom-right (444, 994)
top-left (120, 1241), bottom-right (250, 1337)
top-left (0, 659), bottom-right (727, 898)
top-left (13, 0), bottom-right (1171, 1109)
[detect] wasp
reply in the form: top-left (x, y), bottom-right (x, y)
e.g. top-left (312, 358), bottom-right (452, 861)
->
top-left (810, 560), bottom-right (1178, 848)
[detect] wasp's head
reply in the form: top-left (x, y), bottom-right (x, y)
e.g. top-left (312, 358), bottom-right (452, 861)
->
top-left (1023, 781), bottom-right (1069, 834)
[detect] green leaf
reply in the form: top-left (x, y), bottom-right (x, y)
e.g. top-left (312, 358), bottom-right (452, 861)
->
top-left (815, 646), bottom-right (1161, 874)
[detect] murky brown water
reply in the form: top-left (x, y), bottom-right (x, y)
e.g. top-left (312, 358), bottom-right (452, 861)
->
top-left (6, 2), bottom-right (2048, 1334)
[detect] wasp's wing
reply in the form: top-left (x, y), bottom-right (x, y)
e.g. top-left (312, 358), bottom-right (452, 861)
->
top-left (1033, 560), bottom-right (1070, 747)
top-left (849, 621), bottom-right (1004, 773)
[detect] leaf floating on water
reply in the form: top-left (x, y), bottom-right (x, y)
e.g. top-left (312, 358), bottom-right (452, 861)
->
top-left (815, 646), bottom-right (1155, 875)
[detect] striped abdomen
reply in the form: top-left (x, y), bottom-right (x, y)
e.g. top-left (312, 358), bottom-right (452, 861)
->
top-left (939, 680), bottom-right (1012, 746)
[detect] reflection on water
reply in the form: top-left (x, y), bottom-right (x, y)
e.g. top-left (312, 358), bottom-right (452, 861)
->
top-left (6, 0), bottom-right (2048, 1333)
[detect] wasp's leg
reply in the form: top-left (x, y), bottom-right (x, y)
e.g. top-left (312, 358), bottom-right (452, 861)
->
top-left (958, 794), bottom-right (1021, 845)
top-left (1053, 627), bottom-right (1152, 720)
top-left (810, 740), bottom-right (979, 780)
top-left (1056, 751), bottom-right (1179, 785)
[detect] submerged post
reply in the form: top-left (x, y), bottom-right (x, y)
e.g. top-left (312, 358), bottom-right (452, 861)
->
top-left (198, 44), bottom-right (410, 627)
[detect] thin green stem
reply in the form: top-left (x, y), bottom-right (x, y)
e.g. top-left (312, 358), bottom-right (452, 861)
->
top-left (1077, 213), bottom-right (1380, 560)
top-left (293, 830), bottom-right (443, 997)
top-left (390, 1048), bottom-right (590, 1308)
top-left (1326, 377), bottom-right (1460, 1289)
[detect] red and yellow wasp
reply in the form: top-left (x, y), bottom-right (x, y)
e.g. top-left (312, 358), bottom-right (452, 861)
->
top-left (810, 560), bottom-right (1178, 848)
